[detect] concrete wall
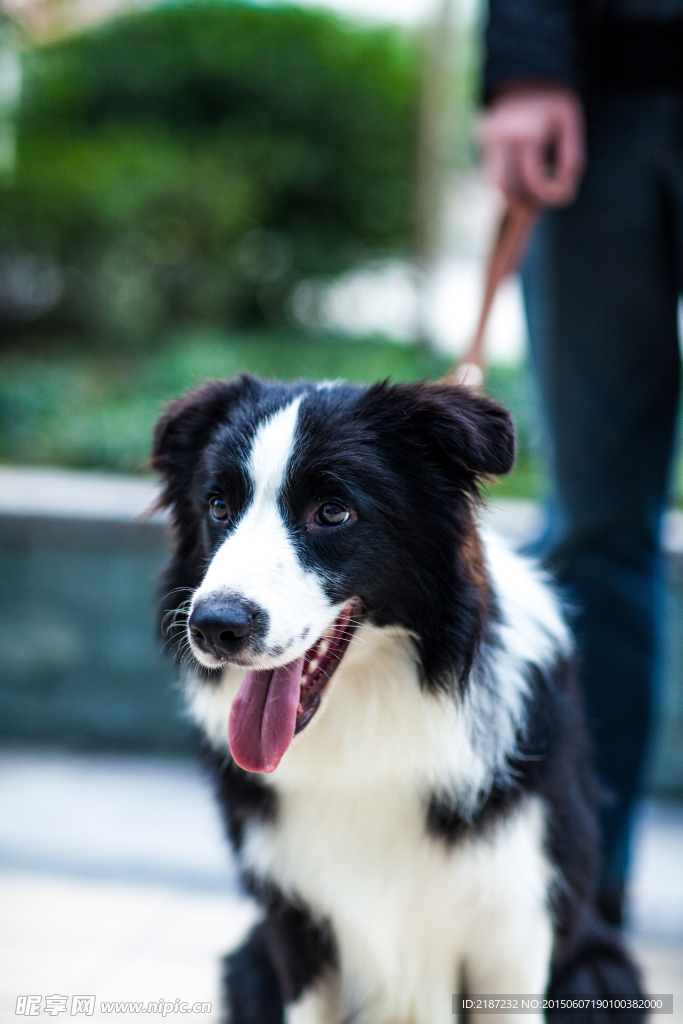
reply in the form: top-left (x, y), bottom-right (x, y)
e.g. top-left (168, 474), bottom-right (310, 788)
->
top-left (0, 468), bottom-right (191, 753)
top-left (1, 468), bottom-right (681, 792)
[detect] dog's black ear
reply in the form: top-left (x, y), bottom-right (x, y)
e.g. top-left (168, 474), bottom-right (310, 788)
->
top-left (152, 374), bottom-right (261, 513)
top-left (425, 382), bottom-right (516, 478)
top-left (364, 380), bottom-right (515, 485)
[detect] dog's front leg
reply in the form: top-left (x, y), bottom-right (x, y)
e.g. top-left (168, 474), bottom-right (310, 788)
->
top-left (462, 900), bottom-right (554, 1024)
top-left (222, 921), bottom-right (285, 1024)
top-left (285, 977), bottom-right (344, 1024)
top-left (223, 900), bottom-right (338, 1024)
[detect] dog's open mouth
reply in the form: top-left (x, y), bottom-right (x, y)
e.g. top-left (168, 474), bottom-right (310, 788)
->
top-left (227, 602), bottom-right (358, 774)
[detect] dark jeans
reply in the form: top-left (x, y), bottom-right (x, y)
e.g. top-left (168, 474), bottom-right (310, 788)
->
top-left (522, 92), bottom-right (683, 895)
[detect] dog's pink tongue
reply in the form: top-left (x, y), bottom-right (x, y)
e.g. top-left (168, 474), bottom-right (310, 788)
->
top-left (228, 657), bottom-right (304, 773)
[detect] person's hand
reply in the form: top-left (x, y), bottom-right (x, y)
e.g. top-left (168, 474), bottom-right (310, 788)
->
top-left (478, 84), bottom-right (586, 207)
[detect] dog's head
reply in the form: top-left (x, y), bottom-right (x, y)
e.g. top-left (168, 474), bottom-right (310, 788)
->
top-left (152, 374), bottom-right (514, 772)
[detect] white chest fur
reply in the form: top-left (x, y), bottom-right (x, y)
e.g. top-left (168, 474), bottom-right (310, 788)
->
top-left (242, 778), bottom-right (553, 1024)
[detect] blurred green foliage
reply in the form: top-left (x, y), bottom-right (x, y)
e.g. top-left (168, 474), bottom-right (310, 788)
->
top-left (0, 1), bottom-right (420, 341)
top-left (0, 331), bottom-right (542, 499)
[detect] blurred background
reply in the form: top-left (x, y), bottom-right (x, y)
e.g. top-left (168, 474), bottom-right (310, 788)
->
top-left (0, 0), bottom-right (681, 1019)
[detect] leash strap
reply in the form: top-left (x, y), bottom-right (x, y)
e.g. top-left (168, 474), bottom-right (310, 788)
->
top-left (441, 197), bottom-right (537, 388)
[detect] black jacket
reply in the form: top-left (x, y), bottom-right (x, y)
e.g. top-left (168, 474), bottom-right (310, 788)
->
top-left (483, 0), bottom-right (683, 100)
top-left (483, 0), bottom-right (585, 101)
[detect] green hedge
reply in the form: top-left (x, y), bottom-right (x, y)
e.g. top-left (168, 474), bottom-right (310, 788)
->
top-left (0, 331), bottom-right (542, 499)
top-left (1, 1), bottom-right (420, 341)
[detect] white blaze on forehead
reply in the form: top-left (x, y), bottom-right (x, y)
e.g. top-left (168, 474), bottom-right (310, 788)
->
top-left (193, 396), bottom-right (340, 662)
top-left (248, 396), bottom-right (303, 503)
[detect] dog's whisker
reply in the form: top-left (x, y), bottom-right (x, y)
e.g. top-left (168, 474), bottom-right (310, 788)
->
top-left (338, 627), bottom-right (365, 638)
top-left (160, 634), bottom-right (182, 656)
top-left (334, 631), bottom-right (366, 647)
top-left (346, 619), bottom-right (384, 638)
top-left (160, 586), bottom-right (194, 603)
top-left (174, 635), bottom-right (190, 657)
top-left (324, 633), bottom-right (363, 649)
top-left (161, 607), bottom-right (191, 636)
top-left (170, 606), bottom-right (191, 626)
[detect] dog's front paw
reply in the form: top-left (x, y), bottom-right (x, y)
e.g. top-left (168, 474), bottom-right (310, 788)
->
top-left (222, 923), bottom-right (284, 1024)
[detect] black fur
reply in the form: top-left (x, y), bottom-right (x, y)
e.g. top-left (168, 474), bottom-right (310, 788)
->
top-left (242, 877), bottom-right (337, 1005)
top-left (548, 914), bottom-right (645, 1023)
top-left (222, 924), bottom-right (284, 1024)
top-left (153, 375), bottom-right (645, 1024)
top-left (200, 741), bottom-right (278, 853)
top-left (221, 899), bottom-right (335, 1024)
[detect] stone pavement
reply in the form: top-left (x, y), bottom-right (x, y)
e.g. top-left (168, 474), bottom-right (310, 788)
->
top-left (0, 750), bottom-right (681, 1023)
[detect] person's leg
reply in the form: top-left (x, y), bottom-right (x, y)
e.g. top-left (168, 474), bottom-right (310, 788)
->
top-left (668, 96), bottom-right (683, 317)
top-left (522, 94), bottom-right (681, 922)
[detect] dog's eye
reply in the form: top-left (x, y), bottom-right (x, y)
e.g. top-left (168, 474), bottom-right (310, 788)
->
top-left (209, 497), bottom-right (229, 522)
top-left (316, 503), bottom-right (350, 527)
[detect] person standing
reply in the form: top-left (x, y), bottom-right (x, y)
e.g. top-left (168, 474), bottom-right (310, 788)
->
top-left (480, 0), bottom-right (683, 926)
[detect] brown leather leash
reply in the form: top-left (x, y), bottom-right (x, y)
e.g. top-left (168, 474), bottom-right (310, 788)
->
top-left (441, 198), bottom-right (537, 388)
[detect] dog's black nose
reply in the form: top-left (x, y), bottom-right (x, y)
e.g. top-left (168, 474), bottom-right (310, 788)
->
top-left (189, 597), bottom-right (263, 658)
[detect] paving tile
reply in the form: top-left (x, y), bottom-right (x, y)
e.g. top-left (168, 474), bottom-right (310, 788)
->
top-left (0, 874), bottom-right (255, 1024)
top-left (630, 939), bottom-right (683, 1022)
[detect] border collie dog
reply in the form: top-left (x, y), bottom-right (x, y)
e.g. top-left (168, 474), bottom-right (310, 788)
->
top-left (153, 374), bottom-right (643, 1024)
